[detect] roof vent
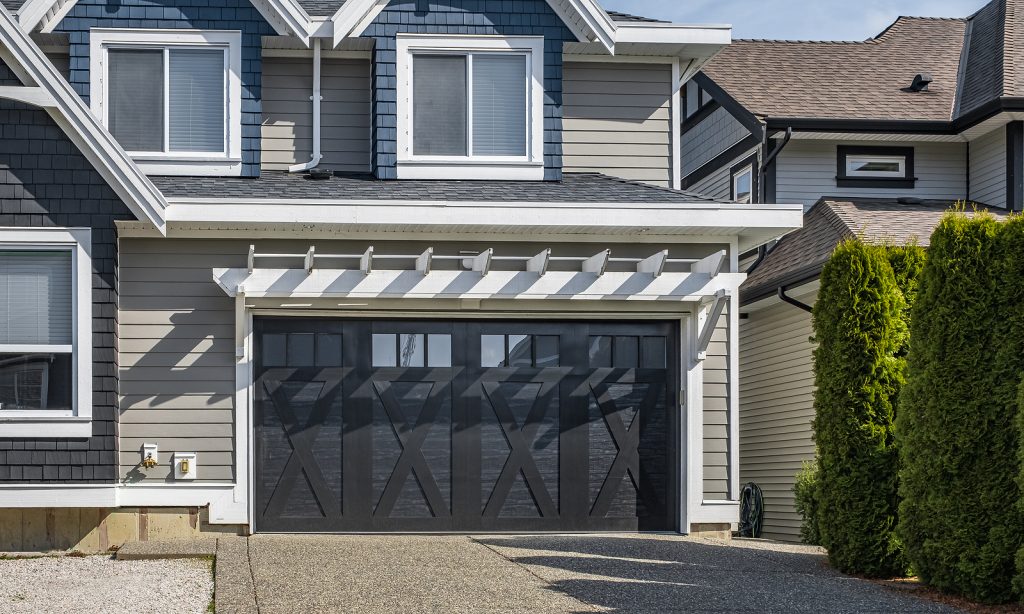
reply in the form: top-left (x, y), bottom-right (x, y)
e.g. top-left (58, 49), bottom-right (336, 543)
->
top-left (309, 168), bottom-right (333, 180)
top-left (905, 73), bottom-right (933, 92)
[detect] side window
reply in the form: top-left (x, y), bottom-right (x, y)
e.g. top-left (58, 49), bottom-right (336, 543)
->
top-left (730, 155), bottom-right (758, 204)
top-left (0, 229), bottom-right (92, 438)
top-left (836, 146), bottom-right (915, 188)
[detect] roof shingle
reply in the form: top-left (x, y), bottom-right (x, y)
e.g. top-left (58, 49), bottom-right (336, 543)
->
top-left (741, 198), bottom-right (1006, 304)
top-left (701, 16), bottom-right (968, 122)
top-left (151, 171), bottom-right (724, 204)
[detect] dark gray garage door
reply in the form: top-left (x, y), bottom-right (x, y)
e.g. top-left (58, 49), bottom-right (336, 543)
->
top-left (254, 318), bottom-right (678, 533)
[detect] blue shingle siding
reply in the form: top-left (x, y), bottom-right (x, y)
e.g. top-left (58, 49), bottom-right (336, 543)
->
top-left (0, 62), bottom-right (132, 483)
top-left (362, 0), bottom-right (575, 180)
top-left (55, 0), bottom-right (276, 177)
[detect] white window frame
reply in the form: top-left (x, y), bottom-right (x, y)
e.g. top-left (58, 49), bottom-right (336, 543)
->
top-left (731, 167), bottom-right (753, 204)
top-left (89, 28), bottom-right (243, 177)
top-left (396, 35), bottom-right (545, 180)
top-left (844, 154), bottom-right (907, 178)
top-left (0, 228), bottom-right (92, 438)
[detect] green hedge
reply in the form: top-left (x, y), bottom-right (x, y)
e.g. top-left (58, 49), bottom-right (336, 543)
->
top-left (1016, 378), bottom-right (1024, 601)
top-left (811, 239), bottom-right (909, 577)
top-left (898, 212), bottom-right (1022, 603)
top-left (793, 460), bottom-right (821, 546)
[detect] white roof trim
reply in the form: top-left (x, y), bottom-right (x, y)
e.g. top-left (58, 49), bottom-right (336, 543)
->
top-left (0, 8), bottom-right (167, 233)
top-left (330, 0), bottom-right (618, 52)
top-left (19, 0), bottom-right (312, 41)
top-left (214, 266), bottom-right (745, 302)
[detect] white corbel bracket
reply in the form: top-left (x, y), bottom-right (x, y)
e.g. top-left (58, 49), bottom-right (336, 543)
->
top-left (234, 290), bottom-right (247, 360)
top-left (0, 85), bottom-right (56, 108)
top-left (696, 289), bottom-right (728, 361)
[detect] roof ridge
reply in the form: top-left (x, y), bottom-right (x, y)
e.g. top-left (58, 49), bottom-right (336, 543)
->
top-left (732, 15), bottom-right (967, 46)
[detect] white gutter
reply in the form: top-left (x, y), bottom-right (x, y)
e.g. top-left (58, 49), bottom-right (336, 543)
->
top-left (289, 38), bottom-right (323, 173)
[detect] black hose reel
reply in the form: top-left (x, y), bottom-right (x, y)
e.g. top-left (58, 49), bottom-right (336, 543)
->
top-left (738, 482), bottom-right (764, 538)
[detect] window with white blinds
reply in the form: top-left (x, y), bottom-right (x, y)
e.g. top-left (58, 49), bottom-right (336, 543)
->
top-left (169, 49), bottom-right (226, 153)
top-left (0, 251), bottom-right (73, 348)
top-left (410, 51), bottom-right (529, 158)
top-left (104, 45), bottom-right (228, 154)
top-left (472, 55), bottom-right (527, 156)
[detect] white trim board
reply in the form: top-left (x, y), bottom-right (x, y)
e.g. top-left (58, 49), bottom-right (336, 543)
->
top-left (0, 227), bottom-right (93, 438)
top-left (0, 9), bottom-right (167, 233)
top-left (88, 28), bottom-right (244, 177)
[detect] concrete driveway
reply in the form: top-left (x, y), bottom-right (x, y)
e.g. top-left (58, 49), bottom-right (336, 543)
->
top-left (219, 534), bottom-right (962, 613)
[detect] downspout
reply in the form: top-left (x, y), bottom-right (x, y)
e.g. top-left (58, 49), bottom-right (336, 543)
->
top-left (289, 38), bottom-right (323, 172)
top-left (778, 285), bottom-right (813, 313)
top-left (746, 127), bottom-right (793, 274)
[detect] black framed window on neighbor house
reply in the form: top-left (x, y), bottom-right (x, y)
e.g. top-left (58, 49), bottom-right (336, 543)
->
top-left (836, 146), bottom-right (916, 189)
top-left (730, 154), bottom-right (758, 204)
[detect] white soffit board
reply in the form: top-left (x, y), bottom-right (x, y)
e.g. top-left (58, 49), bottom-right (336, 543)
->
top-left (0, 7), bottom-right (167, 233)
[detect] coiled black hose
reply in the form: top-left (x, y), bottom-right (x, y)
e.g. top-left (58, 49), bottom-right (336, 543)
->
top-left (738, 482), bottom-right (764, 538)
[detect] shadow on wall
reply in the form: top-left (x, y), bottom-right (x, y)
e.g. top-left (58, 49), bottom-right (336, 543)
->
top-left (472, 536), bottom-right (939, 613)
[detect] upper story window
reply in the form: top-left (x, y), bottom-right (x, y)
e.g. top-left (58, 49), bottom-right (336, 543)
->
top-left (836, 145), bottom-right (915, 189)
top-left (730, 155), bottom-right (757, 204)
top-left (683, 80), bottom-right (715, 121)
top-left (90, 29), bottom-right (242, 177)
top-left (396, 35), bottom-right (545, 180)
top-left (0, 228), bottom-right (92, 438)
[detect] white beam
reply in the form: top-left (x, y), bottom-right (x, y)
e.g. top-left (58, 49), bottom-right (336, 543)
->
top-left (582, 249), bottom-right (610, 275)
top-left (637, 250), bottom-right (668, 277)
top-left (695, 289), bottom-right (727, 360)
top-left (0, 85), bottom-right (55, 108)
top-left (213, 267), bottom-right (746, 302)
top-left (360, 246), bottom-right (373, 274)
top-left (471, 248), bottom-right (493, 276)
top-left (526, 249), bottom-right (551, 275)
top-left (304, 246), bottom-right (316, 274)
top-left (692, 250), bottom-right (726, 277)
top-left (415, 247), bottom-right (433, 275)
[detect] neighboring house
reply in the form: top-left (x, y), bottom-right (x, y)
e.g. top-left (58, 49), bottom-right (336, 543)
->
top-left (681, 0), bottom-right (1024, 541)
top-left (0, 0), bottom-right (802, 546)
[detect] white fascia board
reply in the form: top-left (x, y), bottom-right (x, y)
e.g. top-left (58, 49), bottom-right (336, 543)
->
top-left (21, 0), bottom-right (311, 39)
top-left (0, 484), bottom-right (118, 507)
top-left (214, 267), bottom-right (746, 302)
top-left (166, 199), bottom-right (803, 240)
top-left (614, 22), bottom-right (732, 46)
top-left (331, 0), bottom-right (617, 52)
top-left (0, 9), bottom-right (167, 233)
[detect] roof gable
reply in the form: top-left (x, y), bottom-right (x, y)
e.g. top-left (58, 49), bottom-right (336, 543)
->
top-left (701, 16), bottom-right (968, 123)
top-left (0, 6), bottom-right (166, 232)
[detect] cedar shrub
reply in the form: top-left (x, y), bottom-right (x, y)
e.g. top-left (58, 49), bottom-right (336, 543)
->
top-left (898, 212), bottom-right (1022, 603)
top-left (812, 239), bottom-right (908, 577)
top-left (793, 460), bottom-right (822, 546)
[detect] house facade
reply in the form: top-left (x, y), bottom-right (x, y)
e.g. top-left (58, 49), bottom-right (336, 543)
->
top-left (0, 0), bottom-right (801, 546)
top-left (681, 0), bottom-right (1024, 541)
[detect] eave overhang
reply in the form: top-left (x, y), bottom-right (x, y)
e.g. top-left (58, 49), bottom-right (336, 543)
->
top-left (148, 198), bottom-right (803, 253)
top-left (0, 7), bottom-right (167, 233)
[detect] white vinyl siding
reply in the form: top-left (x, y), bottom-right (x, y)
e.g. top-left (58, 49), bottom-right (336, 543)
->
top-left (739, 292), bottom-right (818, 542)
top-left (682, 106), bottom-right (751, 178)
top-left (969, 127), bottom-right (1006, 208)
top-left (118, 239), bottom-right (239, 482)
top-left (775, 140), bottom-right (967, 209)
top-left (260, 57), bottom-right (372, 172)
top-left (703, 309), bottom-right (730, 500)
top-left (562, 62), bottom-right (672, 187)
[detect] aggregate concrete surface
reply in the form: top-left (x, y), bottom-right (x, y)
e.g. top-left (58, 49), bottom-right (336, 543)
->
top-left (0, 554), bottom-right (213, 613)
top-left (235, 534), bottom-right (964, 613)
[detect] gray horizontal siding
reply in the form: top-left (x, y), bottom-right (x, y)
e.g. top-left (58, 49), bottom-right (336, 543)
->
top-left (682, 106), bottom-right (750, 178)
top-left (118, 239), bottom-right (242, 483)
top-left (739, 293), bottom-right (817, 542)
top-left (969, 127), bottom-right (1006, 209)
top-left (775, 140), bottom-right (967, 209)
top-left (563, 62), bottom-right (672, 187)
top-left (261, 56), bottom-right (371, 172)
top-left (687, 146), bottom-right (759, 202)
top-left (703, 310), bottom-right (730, 500)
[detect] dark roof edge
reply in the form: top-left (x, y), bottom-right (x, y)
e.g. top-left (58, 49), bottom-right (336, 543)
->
top-left (740, 267), bottom-right (823, 306)
top-left (693, 72), bottom-right (765, 140)
top-left (762, 97), bottom-right (1024, 135)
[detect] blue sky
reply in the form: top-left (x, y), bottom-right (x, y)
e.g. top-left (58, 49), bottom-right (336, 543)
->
top-left (604, 0), bottom-right (987, 40)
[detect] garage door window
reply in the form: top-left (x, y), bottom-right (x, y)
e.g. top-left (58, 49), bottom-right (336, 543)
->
top-left (263, 332), bottom-right (342, 367)
top-left (481, 334), bottom-right (559, 367)
top-left (589, 336), bottom-right (666, 369)
top-left (372, 333), bottom-right (452, 367)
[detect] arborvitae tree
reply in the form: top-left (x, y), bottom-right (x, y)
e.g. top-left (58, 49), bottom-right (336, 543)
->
top-left (812, 239), bottom-right (908, 577)
top-left (898, 212), bottom-right (1021, 603)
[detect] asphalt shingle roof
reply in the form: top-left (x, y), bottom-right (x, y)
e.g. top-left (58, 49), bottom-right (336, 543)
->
top-left (701, 16), bottom-right (968, 122)
top-left (296, 0), bottom-right (346, 16)
top-left (741, 198), bottom-right (1006, 304)
top-left (606, 10), bottom-right (667, 24)
top-left (151, 171), bottom-right (723, 203)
